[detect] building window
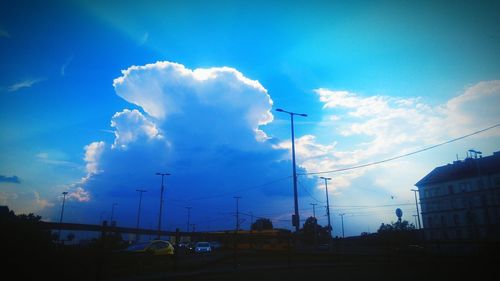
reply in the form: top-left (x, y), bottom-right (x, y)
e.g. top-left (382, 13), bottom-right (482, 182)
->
top-left (448, 185), bottom-right (454, 194)
top-left (477, 180), bottom-right (484, 189)
top-left (428, 217), bottom-right (433, 227)
top-left (453, 214), bottom-right (460, 226)
top-left (459, 182), bottom-right (472, 192)
top-left (494, 177), bottom-right (500, 188)
top-left (481, 195), bottom-right (487, 206)
top-left (441, 215), bottom-right (446, 226)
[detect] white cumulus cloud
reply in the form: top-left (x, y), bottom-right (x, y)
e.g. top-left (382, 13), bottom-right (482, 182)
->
top-left (67, 61), bottom-right (307, 229)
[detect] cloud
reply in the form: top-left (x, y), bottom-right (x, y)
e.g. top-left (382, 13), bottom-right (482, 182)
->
top-left (313, 80), bottom-right (500, 166)
top-left (1, 190), bottom-right (54, 215)
top-left (112, 62), bottom-right (272, 128)
top-left (36, 152), bottom-right (78, 168)
top-left (34, 191), bottom-right (54, 209)
top-left (139, 32), bottom-right (149, 45)
top-left (272, 80), bottom-right (500, 198)
top-left (110, 109), bottom-right (162, 149)
top-left (67, 187), bottom-right (90, 202)
top-left (60, 55), bottom-right (74, 76)
top-left (84, 141), bottom-right (106, 175)
top-left (0, 175), bottom-right (20, 184)
top-left (8, 78), bottom-right (44, 92)
top-left (66, 61), bottom-right (314, 230)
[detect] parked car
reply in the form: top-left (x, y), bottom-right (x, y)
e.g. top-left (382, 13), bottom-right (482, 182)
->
top-left (194, 241), bottom-right (212, 254)
top-left (124, 240), bottom-right (174, 256)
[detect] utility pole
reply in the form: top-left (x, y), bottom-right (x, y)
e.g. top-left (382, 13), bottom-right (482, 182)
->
top-left (310, 203), bottom-right (317, 218)
top-left (135, 189), bottom-right (147, 241)
top-left (186, 207), bottom-right (192, 232)
top-left (320, 177), bottom-right (333, 237)
top-left (155, 172), bottom-right (171, 239)
top-left (310, 203), bottom-right (317, 246)
top-left (339, 213), bottom-right (346, 238)
top-left (275, 108), bottom-right (307, 232)
top-left (413, 214), bottom-right (418, 228)
top-left (234, 196), bottom-right (241, 231)
top-left (58, 191), bottom-right (68, 242)
top-left (411, 189), bottom-right (422, 229)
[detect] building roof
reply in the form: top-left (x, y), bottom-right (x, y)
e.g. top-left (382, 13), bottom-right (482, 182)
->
top-left (415, 151), bottom-right (500, 187)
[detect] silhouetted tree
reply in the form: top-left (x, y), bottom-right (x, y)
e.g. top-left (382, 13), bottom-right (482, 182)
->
top-left (0, 206), bottom-right (56, 279)
top-left (377, 220), bottom-right (415, 233)
top-left (377, 220), bottom-right (418, 250)
top-left (299, 216), bottom-right (331, 245)
top-left (251, 218), bottom-right (273, 231)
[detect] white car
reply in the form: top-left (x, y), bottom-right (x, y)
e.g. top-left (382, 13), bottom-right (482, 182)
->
top-left (194, 241), bottom-right (212, 253)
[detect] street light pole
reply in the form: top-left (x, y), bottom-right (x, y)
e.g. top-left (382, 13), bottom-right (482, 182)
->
top-left (186, 207), bottom-right (192, 232)
top-left (411, 189), bottom-right (422, 229)
top-left (310, 203), bottom-right (317, 218)
top-left (320, 177), bottom-right (333, 237)
top-left (234, 196), bottom-right (241, 231)
top-left (310, 203), bottom-right (317, 245)
top-left (276, 108), bottom-right (307, 232)
top-left (156, 172), bottom-right (171, 239)
top-left (136, 189), bottom-right (147, 241)
top-left (58, 191), bottom-right (68, 242)
top-left (339, 213), bottom-right (346, 238)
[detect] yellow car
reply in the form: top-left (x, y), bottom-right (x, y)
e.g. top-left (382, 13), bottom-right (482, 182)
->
top-left (125, 240), bottom-right (174, 256)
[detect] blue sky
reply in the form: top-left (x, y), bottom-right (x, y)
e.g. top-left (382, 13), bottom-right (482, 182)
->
top-left (1, 0), bottom-right (499, 237)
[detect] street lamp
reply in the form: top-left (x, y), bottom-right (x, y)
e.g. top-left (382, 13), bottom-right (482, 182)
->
top-left (320, 177), bottom-right (332, 237)
top-left (110, 203), bottom-right (118, 226)
top-left (339, 213), bottom-right (346, 238)
top-left (411, 189), bottom-right (422, 229)
top-left (234, 196), bottom-right (241, 231)
top-left (156, 172), bottom-right (171, 239)
top-left (186, 207), bottom-right (192, 232)
top-left (136, 189), bottom-right (147, 241)
top-left (58, 191), bottom-right (69, 242)
top-left (275, 108), bottom-right (307, 232)
top-left (310, 203), bottom-right (317, 245)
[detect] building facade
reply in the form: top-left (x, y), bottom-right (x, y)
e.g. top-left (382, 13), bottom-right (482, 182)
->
top-left (415, 151), bottom-right (500, 240)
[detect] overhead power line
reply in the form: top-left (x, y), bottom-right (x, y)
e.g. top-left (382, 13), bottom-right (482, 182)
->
top-left (300, 123), bottom-right (500, 176)
top-left (185, 175), bottom-right (291, 201)
top-left (297, 178), bottom-right (325, 203)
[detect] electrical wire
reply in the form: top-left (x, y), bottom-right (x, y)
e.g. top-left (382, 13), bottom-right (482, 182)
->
top-left (297, 178), bottom-right (325, 203)
top-left (299, 123), bottom-right (500, 176)
top-left (182, 175), bottom-right (291, 201)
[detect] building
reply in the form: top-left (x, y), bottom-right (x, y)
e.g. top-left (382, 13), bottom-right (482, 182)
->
top-left (415, 151), bottom-right (500, 240)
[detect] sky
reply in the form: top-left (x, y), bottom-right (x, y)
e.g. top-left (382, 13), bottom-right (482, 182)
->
top-left (1, 0), bottom-right (499, 237)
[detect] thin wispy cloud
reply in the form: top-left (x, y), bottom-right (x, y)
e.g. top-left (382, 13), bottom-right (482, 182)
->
top-left (139, 32), bottom-right (149, 45)
top-left (36, 152), bottom-right (79, 168)
top-left (60, 55), bottom-right (74, 76)
top-left (8, 78), bottom-right (44, 92)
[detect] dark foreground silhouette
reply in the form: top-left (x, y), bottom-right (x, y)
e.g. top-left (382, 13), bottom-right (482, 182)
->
top-left (2, 206), bottom-right (498, 281)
